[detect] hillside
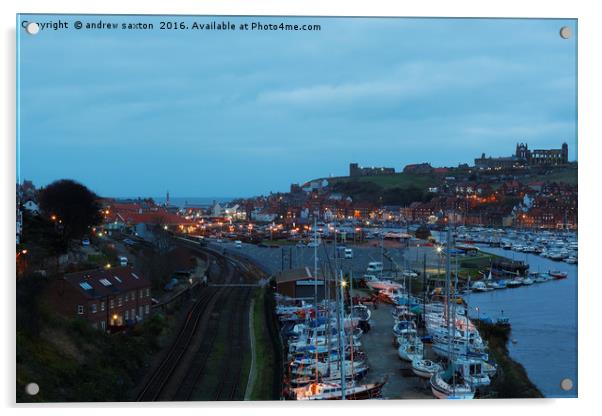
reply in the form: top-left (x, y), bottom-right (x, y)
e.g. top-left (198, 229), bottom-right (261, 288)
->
top-left (328, 172), bottom-right (439, 190)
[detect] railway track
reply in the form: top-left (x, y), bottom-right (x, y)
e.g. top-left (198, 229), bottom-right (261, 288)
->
top-left (212, 286), bottom-right (253, 401)
top-left (136, 286), bottom-right (219, 401)
top-left (136, 240), bottom-right (260, 401)
top-left (173, 286), bottom-right (230, 400)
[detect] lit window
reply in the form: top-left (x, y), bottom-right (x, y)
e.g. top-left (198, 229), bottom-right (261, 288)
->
top-left (118, 296), bottom-right (122, 306)
top-left (145, 304), bottom-right (150, 314)
top-left (91, 304), bottom-right (97, 314)
top-left (77, 305), bottom-right (84, 315)
top-left (101, 301), bottom-right (105, 311)
top-left (110, 299), bottom-right (114, 309)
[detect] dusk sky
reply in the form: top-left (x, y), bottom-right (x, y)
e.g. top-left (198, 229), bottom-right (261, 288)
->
top-left (17, 16), bottom-right (577, 198)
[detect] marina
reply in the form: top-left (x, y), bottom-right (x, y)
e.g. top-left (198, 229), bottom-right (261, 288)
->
top-left (269, 228), bottom-right (503, 400)
top-left (218, 223), bottom-right (578, 399)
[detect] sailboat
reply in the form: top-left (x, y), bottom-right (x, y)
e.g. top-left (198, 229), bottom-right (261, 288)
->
top-left (291, 379), bottom-right (386, 400)
top-left (397, 334), bottom-right (424, 362)
top-left (411, 358), bottom-right (441, 379)
top-left (430, 226), bottom-right (475, 400)
top-left (290, 218), bottom-right (386, 400)
top-left (430, 364), bottom-right (475, 399)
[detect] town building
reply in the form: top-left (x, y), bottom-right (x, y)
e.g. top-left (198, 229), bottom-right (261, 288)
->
top-left (349, 163), bottom-right (395, 177)
top-left (403, 163), bottom-right (433, 174)
top-left (47, 266), bottom-right (153, 331)
top-left (274, 267), bottom-right (336, 301)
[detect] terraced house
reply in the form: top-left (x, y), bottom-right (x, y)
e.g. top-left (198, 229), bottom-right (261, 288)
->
top-left (48, 266), bottom-right (152, 331)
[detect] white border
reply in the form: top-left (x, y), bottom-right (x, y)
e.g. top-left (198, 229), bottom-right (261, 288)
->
top-left (2, 1), bottom-right (599, 416)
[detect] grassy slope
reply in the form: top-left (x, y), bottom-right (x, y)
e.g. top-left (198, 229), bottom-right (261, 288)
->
top-left (328, 173), bottom-right (438, 190)
top-left (16, 307), bottom-right (167, 402)
top-left (250, 287), bottom-right (277, 400)
top-left (527, 169), bottom-right (578, 186)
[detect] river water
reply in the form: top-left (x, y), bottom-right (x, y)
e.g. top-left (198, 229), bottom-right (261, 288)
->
top-left (464, 246), bottom-right (578, 398)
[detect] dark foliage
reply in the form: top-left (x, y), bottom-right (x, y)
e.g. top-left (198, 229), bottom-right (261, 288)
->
top-left (331, 180), bottom-right (433, 206)
top-left (38, 179), bottom-right (102, 242)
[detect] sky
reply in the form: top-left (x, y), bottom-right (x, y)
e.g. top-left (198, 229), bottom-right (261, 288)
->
top-left (17, 15), bottom-right (577, 198)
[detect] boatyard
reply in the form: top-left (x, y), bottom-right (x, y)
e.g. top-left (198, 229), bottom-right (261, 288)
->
top-left (199, 221), bottom-right (577, 400)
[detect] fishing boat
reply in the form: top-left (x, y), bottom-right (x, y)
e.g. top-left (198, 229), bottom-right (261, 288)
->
top-left (495, 311), bottom-right (510, 326)
top-left (411, 358), bottom-right (441, 379)
top-left (455, 357), bottom-right (491, 387)
top-left (549, 270), bottom-right (568, 279)
top-left (522, 277), bottom-right (534, 285)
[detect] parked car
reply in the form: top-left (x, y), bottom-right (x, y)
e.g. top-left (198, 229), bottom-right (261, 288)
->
top-left (118, 256), bottom-right (128, 266)
top-left (344, 248), bottom-right (353, 259)
top-left (234, 240), bottom-right (242, 248)
top-left (82, 239), bottom-right (90, 246)
top-left (366, 261), bottom-right (384, 273)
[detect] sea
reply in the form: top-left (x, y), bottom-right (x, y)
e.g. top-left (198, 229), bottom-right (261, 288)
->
top-left (464, 246), bottom-right (578, 398)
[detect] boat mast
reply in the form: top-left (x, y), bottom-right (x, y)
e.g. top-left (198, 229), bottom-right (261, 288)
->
top-left (339, 269), bottom-right (347, 399)
top-left (422, 252), bottom-right (427, 345)
top-left (313, 215), bottom-right (319, 383)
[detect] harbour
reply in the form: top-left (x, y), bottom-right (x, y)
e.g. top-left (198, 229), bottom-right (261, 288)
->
top-left (466, 245), bottom-right (578, 398)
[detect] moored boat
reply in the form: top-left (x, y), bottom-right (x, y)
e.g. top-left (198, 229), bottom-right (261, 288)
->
top-left (549, 270), bottom-right (568, 279)
top-left (430, 367), bottom-right (475, 400)
top-left (291, 380), bottom-right (386, 400)
top-left (411, 358), bottom-right (441, 379)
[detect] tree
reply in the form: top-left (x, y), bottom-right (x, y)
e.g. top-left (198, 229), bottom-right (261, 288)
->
top-left (38, 179), bottom-right (102, 243)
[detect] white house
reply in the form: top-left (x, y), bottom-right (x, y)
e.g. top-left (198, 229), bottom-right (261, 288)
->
top-left (23, 199), bottom-right (40, 215)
